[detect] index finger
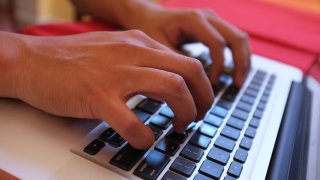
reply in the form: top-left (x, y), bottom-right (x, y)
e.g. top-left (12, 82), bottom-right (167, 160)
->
top-left (203, 10), bottom-right (251, 87)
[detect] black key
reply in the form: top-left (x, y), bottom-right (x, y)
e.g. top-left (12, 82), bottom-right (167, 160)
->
top-left (226, 86), bottom-right (239, 95)
top-left (194, 173), bottom-right (212, 180)
top-left (161, 171), bottom-right (187, 180)
top-left (133, 109), bottom-right (150, 123)
top-left (227, 161), bottom-right (243, 178)
top-left (159, 106), bottom-right (174, 118)
top-left (256, 70), bottom-right (267, 77)
top-left (170, 157), bottom-right (196, 177)
top-left (213, 82), bottom-right (225, 94)
top-left (134, 150), bottom-right (170, 180)
top-left (222, 88), bottom-right (238, 101)
top-left (257, 102), bottom-right (266, 111)
top-left (232, 109), bottom-right (249, 121)
top-left (204, 114), bottom-right (223, 127)
top-left (247, 83), bottom-right (260, 92)
top-left (217, 99), bottom-right (233, 110)
top-left (214, 136), bottom-right (235, 152)
top-left (263, 90), bottom-right (271, 97)
top-left (253, 109), bottom-right (264, 119)
top-left (199, 160), bottom-right (224, 179)
top-left (234, 148), bottom-right (248, 163)
top-left (84, 139), bottom-right (105, 155)
top-left (99, 128), bottom-right (115, 142)
top-left (188, 132), bottom-right (211, 149)
top-left (263, 88), bottom-right (271, 95)
top-left (245, 127), bottom-right (257, 138)
top-left (224, 175), bottom-right (237, 180)
top-left (110, 144), bottom-right (146, 171)
top-left (180, 144), bottom-right (204, 163)
top-left (210, 106), bottom-right (228, 118)
top-left (260, 95), bottom-right (269, 103)
top-left (165, 128), bottom-right (188, 144)
top-left (155, 139), bottom-right (180, 156)
top-left (148, 124), bottom-right (163, 140)
top-left (244, 88), bottom-right (258, 98)
top-left (221, 126), bottom-right (241, 140)
top-left (236, 101), bottom-right (252, 112)
top-left (107, 133), bottom-right (126, 147)
top-left (150, 115), bottom-right (171, 129)
top-left (251, 78), bottom-right (263, 86)
top-left (222, 93), bottom-right (236, 102)
top-left (197, 123), bottom-right (217, 138)
top-left (240, 95), bottom-right (256, 105)
top-left (137, 98), bottom-right (162, 114)
top-left (266, 84), bottom-right (273, 91)
top-left (207, 147), bottom-right (230, 165)
top-left (240, 137), bottom-right (253, 150)
top-left (269, 74), bottom-right (276, 82)
top-left (249, 118), bottom-right (260, 128)
top-left (227, 117), bottom-right (245, 130)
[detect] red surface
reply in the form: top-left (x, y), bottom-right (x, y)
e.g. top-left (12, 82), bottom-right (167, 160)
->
top-left (21, 20), bottom-right (116, 36)
top-left (309, 56), bottom-right (320, 82)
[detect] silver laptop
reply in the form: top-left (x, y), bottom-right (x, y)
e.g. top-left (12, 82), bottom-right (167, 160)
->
top-left (69, 43), bottom-right (315, 180)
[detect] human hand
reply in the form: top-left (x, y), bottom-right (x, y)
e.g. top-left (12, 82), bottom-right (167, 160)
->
top-left (14, 31), bottom-right (213, 149)
top-left (124, 6), bottom-right (251, 87)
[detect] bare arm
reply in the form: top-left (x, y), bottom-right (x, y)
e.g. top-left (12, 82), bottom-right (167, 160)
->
top-left (70, 0), bottom-right (159, 28)
top-left (0, 32), bottom-right (26, 99)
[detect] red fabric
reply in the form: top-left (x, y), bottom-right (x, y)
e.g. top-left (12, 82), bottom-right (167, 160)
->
top-left (309, 56), bottom-right (320, 82)
top-left (21, 20), bottom-right (115, 36)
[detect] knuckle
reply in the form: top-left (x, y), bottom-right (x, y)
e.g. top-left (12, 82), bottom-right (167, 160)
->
top-left (234, 31), bottom-right (249, 44)
top-left (201, 8), bottom-right (216, 16)
top-left (186, 58), bottom-right (205, 77)
top-left (187, 10), bottom-right (204, 20)
top-left (166, 73), bottom-right (188, 94)
top-left (127, 29), bottom-right (147, 38)
top-left (213, 37), bottom-right (226, 49)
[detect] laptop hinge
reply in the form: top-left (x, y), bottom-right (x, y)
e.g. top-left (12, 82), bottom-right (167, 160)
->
top-left (266, 81), bottom-right (311, 180)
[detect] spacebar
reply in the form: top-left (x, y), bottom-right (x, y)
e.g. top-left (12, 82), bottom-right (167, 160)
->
top-left (133, 150), bottom-right (170, 180)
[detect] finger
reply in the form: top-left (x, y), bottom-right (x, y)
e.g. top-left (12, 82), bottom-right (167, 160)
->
top-left (94, 96), bottom-right (155, 149)
top-left (203, 10), bottom-right (251, 87)
top-left (147, 31), bottom-right (181, 54)
top-left (135, 48), bottom-right (214, 120)
top-left (124, 30), bottom-right (175, 53)
top-left (179, 12), bottom-right (227, 85)
top-left (124, 67), bottom-right (197, 132)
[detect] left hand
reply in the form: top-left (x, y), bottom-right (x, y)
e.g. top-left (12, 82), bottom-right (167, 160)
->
top-left (125, 7), bottom-right (251, 87)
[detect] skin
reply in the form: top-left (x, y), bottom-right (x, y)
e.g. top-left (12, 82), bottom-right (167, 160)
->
top-left (0, 0), bottom-right (250, 149)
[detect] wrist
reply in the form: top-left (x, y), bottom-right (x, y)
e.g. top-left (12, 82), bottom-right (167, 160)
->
top-left (116, 0), bottom-right (163, 29)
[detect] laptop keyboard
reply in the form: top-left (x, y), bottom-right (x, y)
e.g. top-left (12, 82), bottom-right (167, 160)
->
top-left (81, 69), bottom-right (276, 180)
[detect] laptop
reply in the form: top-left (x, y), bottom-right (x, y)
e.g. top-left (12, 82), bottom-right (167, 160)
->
top-left (67, 43), bottom-right (315, 179)
top-left (0, 43), bottom-right (318, 180)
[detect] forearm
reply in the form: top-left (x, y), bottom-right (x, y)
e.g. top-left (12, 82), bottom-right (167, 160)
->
top-left (71, 0), bottom-right (162, 28)
top-left (0, 32), bottom-right (27, 99)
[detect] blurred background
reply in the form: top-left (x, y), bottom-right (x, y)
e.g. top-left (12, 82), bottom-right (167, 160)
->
top-left (0, 0), bottom-right (319, 32)
top-left (0, 0), bottom-right (75, 31)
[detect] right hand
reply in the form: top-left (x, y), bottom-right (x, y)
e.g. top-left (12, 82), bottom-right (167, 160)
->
top-left (15, 30), bottom-right (214, 149)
